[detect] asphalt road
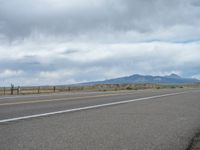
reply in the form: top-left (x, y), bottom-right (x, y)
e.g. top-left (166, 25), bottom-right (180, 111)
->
top-left (0, 89), bottom-right (200, 150)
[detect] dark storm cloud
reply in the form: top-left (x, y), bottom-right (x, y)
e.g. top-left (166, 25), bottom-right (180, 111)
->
top-left (0, 0), bottom-right (200, 41)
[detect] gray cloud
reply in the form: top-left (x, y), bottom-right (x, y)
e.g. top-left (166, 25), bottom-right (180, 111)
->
top-left (0, 0), bottom-right (200, 86)
top-left (0, 0), bottom-right (200, 41)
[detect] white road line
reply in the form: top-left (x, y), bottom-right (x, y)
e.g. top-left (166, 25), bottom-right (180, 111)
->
top-left (0, 91), bottom-right (189, 123)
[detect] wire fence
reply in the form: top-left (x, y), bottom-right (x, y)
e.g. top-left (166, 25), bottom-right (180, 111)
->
top-left (0, 85), bottom-right (84, 96)
top-left (0, 84), bottom-right (148, 96)
top-left (0, 83), bottom-right (197, 96)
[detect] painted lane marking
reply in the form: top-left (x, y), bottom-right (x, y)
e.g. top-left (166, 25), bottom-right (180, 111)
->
top-left (0, 92), bottom-right (146, 106)
top-left (0, 91), bottom-right (114, 100)
top-left (0, 93), bottom-right (121, 106)
top-left (0, 90), bottom-right (139, 100)
top-left (0, 91), bottom-right (188, 123)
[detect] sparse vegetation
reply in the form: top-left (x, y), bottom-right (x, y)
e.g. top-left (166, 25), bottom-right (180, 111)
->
top-left (0, 83), bottom-right (199, 96)
top-left (170, 85), bottom-right (176, 88)
top-left (126, 87), bottom-right (133, 90)
top-left (156, 86), bottom-right (161, 89)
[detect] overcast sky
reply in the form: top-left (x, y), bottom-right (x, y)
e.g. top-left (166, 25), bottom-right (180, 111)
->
top-left (0, 0), bottom-right (200, 86)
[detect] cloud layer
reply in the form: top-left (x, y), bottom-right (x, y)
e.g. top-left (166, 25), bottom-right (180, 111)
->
top-left (0, 0), bottom-right (200, 86)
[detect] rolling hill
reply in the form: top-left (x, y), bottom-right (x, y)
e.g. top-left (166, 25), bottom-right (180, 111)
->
top-left (84, 74), bottom-right (200, 85)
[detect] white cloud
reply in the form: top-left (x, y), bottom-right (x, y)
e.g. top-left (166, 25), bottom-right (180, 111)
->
top-left (192, 75), bottom-right (200, 80)
top-left (1, 39), bottom-right (200, 85)
top-left (0, 69), bottom-right (24, 78)
top-left (39, 70), bottom-right (74, 79)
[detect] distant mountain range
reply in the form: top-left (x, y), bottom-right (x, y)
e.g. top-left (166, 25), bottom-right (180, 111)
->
top-left (84, 74), bottom-right (200, 85)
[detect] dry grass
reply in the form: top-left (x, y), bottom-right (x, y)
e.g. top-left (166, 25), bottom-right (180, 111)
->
top-left (0, 83), bottom-right (199, 96)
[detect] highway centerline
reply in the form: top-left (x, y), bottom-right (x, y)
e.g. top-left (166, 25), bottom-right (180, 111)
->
top-left (0, 90), bottom-right (142, 100)
top-left (0, 92), bottom-right (146, 106)
top-left (0, 91), bottom-right (121, 100)
top-left (0, 91), bottom-right (189, 123)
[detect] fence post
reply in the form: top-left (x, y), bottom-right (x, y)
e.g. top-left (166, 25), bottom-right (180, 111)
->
top-left (38, 86), bottom-right (40, 94)
top-left (17, 86), bottom-right (20, 95)
top-left (11, 84), bottom-right (14, 95)
top-left (53, 86), bottom-right (56, 93)
top-left (3, 87), bottom-right (5, 95)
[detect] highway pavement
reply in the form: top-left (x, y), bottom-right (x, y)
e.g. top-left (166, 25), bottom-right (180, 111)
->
top-left (0, 88), bottom-right (200, 150)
